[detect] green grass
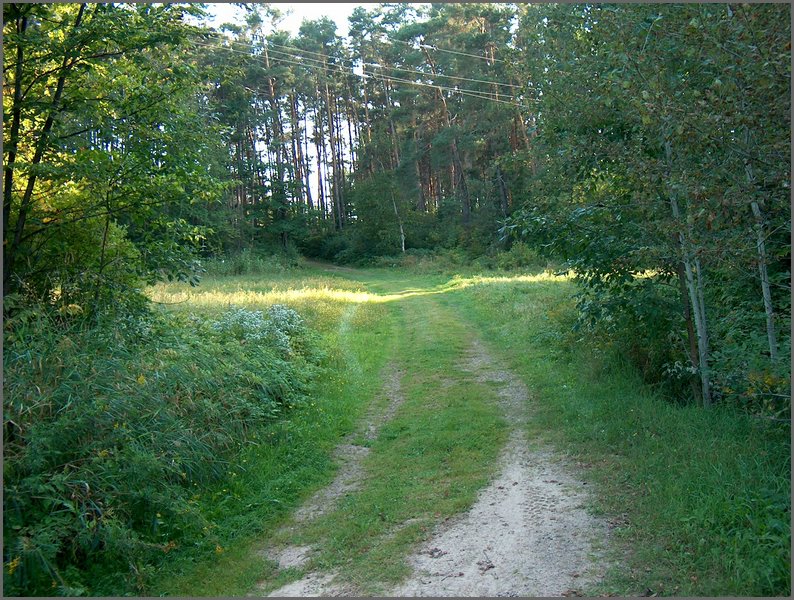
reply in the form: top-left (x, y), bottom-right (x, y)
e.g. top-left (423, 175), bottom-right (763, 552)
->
top-left (257, 291), bottom-right (508, 595)
top-left (151, 263), bottom-right (789, 596)
top-left (158, 267), bottom-right (510, 596)
top-left (3, 291), bottom-right (338, 595)
top-left (152, 267), bottom-right (397, 595)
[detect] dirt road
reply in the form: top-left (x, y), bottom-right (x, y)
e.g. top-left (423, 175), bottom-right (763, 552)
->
top-left (259, 279), bottom-right (610, 597)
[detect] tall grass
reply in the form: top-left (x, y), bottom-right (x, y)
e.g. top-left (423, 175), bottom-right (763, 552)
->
top-left (155, 275), bottom-right (396, 596)
top-left (201, 249), bottom-right (301, 277)
top-left (3, 297), bottom-right (325, 595)
top-left (7, 262), bottom-right (787, 596)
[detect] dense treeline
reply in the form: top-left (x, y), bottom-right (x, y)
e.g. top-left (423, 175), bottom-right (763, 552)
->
top-left (5, 1), bottom-right (788, 406)
top-left (509, 4), bottom-right (791, 412)
top-left (2, 2), bottom-right (790, 594)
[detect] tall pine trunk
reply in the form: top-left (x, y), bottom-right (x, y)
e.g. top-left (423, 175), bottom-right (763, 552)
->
top-left (421, 46), bottom-right (470, 225)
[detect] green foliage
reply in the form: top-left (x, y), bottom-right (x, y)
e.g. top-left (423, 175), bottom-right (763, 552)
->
top-left (149, 269), bottom-right (396, 596)
top-left (3, 302), bottom-right (323, 595)
top-left (13, 216), bottom-right (144, 314)
top-left (202, 248), bottom-right (301, 277)
top-left (472, 241), bottom-right (547, 272)
top-left (2, 1), bottom-right (791, 593)
top-left (504, 3), bottom-right (791, 412)
top-left (3, 2), bottom-right (227, 308)
top-left (298, 230), bottom-right (351, 262)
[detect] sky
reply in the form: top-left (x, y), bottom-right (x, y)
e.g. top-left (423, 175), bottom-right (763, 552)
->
top-left (205, 2), bottom-right (372, 37)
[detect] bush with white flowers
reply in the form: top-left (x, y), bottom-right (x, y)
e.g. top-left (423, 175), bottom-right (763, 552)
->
top-left (211, 305), bottom-right (307, 357)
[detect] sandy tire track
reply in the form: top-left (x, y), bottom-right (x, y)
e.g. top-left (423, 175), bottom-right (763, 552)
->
top-left (386, 339), bottom-right (609, 597)
top-left (256, 363), bottom-right (405, 595)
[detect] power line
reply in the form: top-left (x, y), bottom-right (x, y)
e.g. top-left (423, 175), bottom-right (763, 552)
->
top-left (263, 38), bottom-right (522, 91)
top-left (366, 70), bottom-right (530, 108)
top-left (261, 45), bottom-right (532, 108)
top-left (363, 61), bottom-right (520, 91)
top-left (195, 29), bottom-right (525, 93)
top-left (187, 37), bottom-right (533, 109)
top-left (383, 35), bottom-right (510, 64)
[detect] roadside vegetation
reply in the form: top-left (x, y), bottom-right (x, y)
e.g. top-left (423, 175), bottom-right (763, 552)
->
top-left (452, 273), bottom-right (791, 596)
top-left (4, 258), bottom-right (790, 596)
top-left (4, 259), bottom-right (393, 595)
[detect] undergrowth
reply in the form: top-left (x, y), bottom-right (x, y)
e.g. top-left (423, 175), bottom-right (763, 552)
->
top-left (201, 248), bottom-right (302, 277)
top-left (155, 276), bottom-right (394, 596)
top-left (352, 242), bottom-right (556, 275)
top-left (3, 300), bottom-right (323, 595)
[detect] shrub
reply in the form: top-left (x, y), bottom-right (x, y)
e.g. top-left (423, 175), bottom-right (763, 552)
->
top-left (202, 249), bottom-right (300, 277)
top-left (3, 302), bottom-right (324, 595)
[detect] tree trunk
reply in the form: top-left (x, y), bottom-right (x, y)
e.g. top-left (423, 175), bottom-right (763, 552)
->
top-left (3, 9), bottom-right (28, 259)
top-left (420, 46), bottom-right (470, 225)
top-left (665, 135), bottom-right (712, 407)
top-left (361, 66), bottom-right (373, 145)
top-left (92, 193), bottom-right (113, 316)
top-left (301, 101), bottom-right (314, 211)
top-left (496, 165), bottom-right (509, 217)
top-left (263, 44), bottom-right (288, 248)
top-left (676, 257), bottom-right (702, 401)
top-left (748, 197), bottom-right (778, 362)
top-left (323, 77), bottom-right (343, 229)
top-left (412, 117), bottom-right (427, 211)
top-left (360, 66), bottom-right (375, 178)
top-left (289, 94), bottom-right (303, 204)
top-left (742, 130), bottom-right (779, 362)
top-left (391, 192), bottom-right (406, 254)
top-left (343, 81), bottom-right (357, 171)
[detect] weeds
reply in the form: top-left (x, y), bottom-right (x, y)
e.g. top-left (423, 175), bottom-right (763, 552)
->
top-left (3, 301), bottom-right (323, 595)
top-left (201, 249), bottom-right (301, 277)
top-left (5, 264), bottom-right (789, 597)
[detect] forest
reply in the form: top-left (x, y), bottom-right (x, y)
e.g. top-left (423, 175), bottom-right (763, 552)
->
top-left (3, 2), bottom-right (791, 597)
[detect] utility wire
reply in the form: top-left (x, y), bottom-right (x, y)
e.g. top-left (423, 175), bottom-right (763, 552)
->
top-left (366, 70), bottom-right (531, 108)
top-left (382, 35), bottom-right (510, 64)
top-left (262, 37), bottom-right (523, 91)
top-left (187, 37), bottom-right (534, 109)
top-left (261, 47), bottom-right (530, 108)
top-left (195, 29), bottom-right (524, 91)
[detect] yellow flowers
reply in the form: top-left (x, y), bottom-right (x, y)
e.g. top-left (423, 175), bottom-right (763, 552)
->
top-left (215, 545), bottom-right (224, 554)
top-left (6, 556), bottom-right (21, 575)
top-left (136, 374), bottom-right (147, 385)
top-left (58, 303), bottom-right (83, 316)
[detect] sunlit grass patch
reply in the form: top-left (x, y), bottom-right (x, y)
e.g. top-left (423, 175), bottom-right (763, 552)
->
top-left (148, 270), bottom-right (551, 317)
top-left (149, 274), bottom-right (368, 308)
top-left (148, 274), bottom-right (373, 335)
top-left (450, 270), bottom-right (572, 288)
